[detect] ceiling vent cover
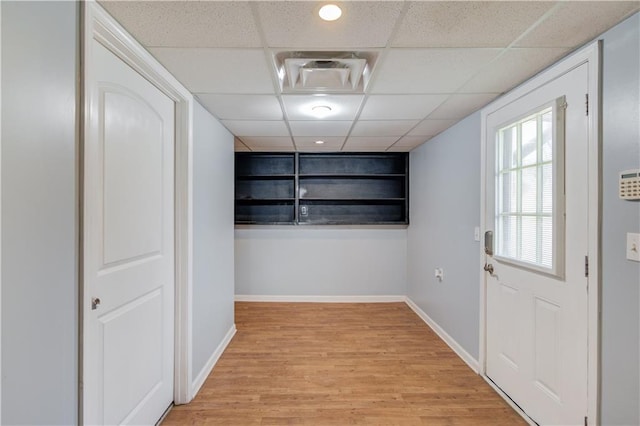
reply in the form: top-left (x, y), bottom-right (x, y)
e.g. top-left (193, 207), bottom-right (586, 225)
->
top-left (274, 51), bottom-right (378, 93)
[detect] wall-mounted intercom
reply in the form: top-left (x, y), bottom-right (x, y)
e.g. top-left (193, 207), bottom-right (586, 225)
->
top-left (620, 169), bottom-right (640, 200)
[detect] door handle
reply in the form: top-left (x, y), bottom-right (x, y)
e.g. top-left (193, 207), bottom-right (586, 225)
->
top-left (484, 263), bottom-right (494, 275)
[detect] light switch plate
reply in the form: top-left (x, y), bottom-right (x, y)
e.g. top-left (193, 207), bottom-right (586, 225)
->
top-left (627, 233), bottom-right (640, 262)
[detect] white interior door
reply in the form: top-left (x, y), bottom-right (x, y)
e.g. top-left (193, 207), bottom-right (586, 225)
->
top-left (84, 40), bottom-right (175, 425)
top-left (484, 63), bottom-right (589, 425)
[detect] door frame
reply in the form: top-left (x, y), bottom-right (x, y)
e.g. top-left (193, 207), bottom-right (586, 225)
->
top-left (479, 42), bottom-right (601, 425)
top-left (80, 1), bottom-right (195, 421)
top-left (0, 1), bottom-right (3, 421)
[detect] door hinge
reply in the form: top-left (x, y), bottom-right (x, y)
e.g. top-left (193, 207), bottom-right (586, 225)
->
top-left (584, 256), bottom-right (589, 277)
top-left (585, 94), bottom-right (589, 116)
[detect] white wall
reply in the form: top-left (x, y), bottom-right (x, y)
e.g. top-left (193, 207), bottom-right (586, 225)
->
top-left (599, 12), bottom-right (640, 426)
top-left (1, 2), bottom-right (78, 424)
top-left (191, 101), bottom-right (236, 382)
top-left (235, 227), bottom-right (407, 297)
top-left (406, 113), bottom-right (482, 359)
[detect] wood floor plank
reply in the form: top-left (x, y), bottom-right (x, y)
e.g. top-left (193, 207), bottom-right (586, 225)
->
top-left (162, 302), bottom-right (526, 425)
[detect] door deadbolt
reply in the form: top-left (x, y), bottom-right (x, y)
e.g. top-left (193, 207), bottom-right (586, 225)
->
top-left (91, 297), bottom-right (101, 310)
top-left (484, 230), bottom-right (494, 256)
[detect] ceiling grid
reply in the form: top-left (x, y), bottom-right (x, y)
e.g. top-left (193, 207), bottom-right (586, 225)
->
top-left (101, 0), bottom-right (640, 152)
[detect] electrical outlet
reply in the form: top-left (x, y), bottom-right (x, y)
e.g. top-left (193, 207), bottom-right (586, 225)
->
top-left (300, 206), bottom-right (308, 216)
top-left (627, 233), bottom-right (640, 262)
top-left (434, 268), bottom-right (444, 282)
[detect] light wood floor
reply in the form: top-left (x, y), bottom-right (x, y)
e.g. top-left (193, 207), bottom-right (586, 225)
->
top-left (163, 302), bottom-right (526, 425)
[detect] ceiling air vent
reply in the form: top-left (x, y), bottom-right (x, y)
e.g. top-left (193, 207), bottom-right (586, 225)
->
top-left (274, 51), bottom-right (378, 93)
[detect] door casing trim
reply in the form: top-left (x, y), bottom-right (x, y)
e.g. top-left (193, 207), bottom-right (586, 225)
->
top-left (80, 2), bottom-right (195, 422)
top-left (479, 41), bottom-right (601, 426)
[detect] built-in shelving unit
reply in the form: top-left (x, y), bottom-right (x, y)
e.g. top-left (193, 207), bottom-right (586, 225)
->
top-left (235, 152), bottom-right (408, 225)
top-left (235, 153), bottom-right (296, 224)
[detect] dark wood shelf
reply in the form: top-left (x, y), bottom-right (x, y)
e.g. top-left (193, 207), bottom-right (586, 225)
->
top-left (235, 152), bottom-right (408, 225)
top-left (298, 174), bottom-right (405, 179)
top-left (236, 198), bottom-right (295, 203)
top-left (299, 198), bottom-right (406, 203)
top-left (236, 174), bottom-right (295, 180)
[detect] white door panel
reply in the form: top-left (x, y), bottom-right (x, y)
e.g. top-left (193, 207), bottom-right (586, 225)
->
top-left (485, 64), bottom-right (588, 425)
top-left (84, 40), bottom-right (175, 425)
top-left (102, 290), bottom-right (164, 425)
top-left (103, 89), bottom-right (165, 265)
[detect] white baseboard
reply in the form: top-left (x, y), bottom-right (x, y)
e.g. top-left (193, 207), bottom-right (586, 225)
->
top-left (234, 295), bottom-right (406, 303)
top-left (405, 297), bottom-right (479, 373)
top-left (190, 324), bottom-right (237, 398)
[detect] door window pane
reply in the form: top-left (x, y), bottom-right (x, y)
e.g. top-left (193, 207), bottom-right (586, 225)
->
top-left (494, 100), bottom-right (564, 273)
top-left (521, 118), bottom-right (538, 166)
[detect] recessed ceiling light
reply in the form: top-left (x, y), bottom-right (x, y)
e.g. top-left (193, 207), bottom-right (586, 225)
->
top-left (315, 140), bottom-right (325, 145)
top-left (318, 4), bottom-right (342, 21)
top-left (311, 105), bottom-right (332, 118)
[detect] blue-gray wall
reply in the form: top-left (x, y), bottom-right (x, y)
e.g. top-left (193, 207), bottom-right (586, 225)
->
top-left (191, 101), bottom-right (236, 381)
top-left (600, 13), bottom-right (640, 426)
top-left (235, 227), bottom-right (407, 297)
top-left (1, 2), bottom-right (78, 424)
top-left (407, 113), bottom-right (482, 360)
top-left (407, 12), bottom-right (640, 425)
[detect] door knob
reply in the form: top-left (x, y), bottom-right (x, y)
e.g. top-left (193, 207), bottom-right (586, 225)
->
top-left (483, 263), bottom-right (494, 274)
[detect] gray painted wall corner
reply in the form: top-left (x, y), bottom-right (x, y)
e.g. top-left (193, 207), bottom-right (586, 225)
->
top-left (599, 12), bottom-right (640, 426)
top-left (1, 2), bottom-right (79, 424)
top-left (191, 101), bottom-right (236, 381)
top-left (407, 112), bottom-right (482, 360)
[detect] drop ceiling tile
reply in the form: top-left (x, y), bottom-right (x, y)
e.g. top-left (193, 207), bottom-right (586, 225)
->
top-left (343, 136), bottom-right (400, 151)
top-left (516, 2), bottom-right (640, 48)
top-left (385, 146), bottom-right (412, 152)
top-left (350, 120), bottom-right (419, 137)
top-left (256, 1), bottom-right (404, 48)
top-left (392, 136), bottom-right (431, 148)
top-left (408, 120), bottom-right (457, 137)
top-left (197, 95), bottom-right (282, 121)
top-left (234, 138), bottom-right (252, 152)
top-left (99, 1), bottom-right (262, 48)
top-left (372, 48), bottom-right (502, 94)
top-left (387, 135), bottom-right (435, 151)
top-left (222, 120), bottom-right (290, 137)
top-left (393, 2), bottom-right (555, 48)
top-left (359, 95), bottom-right (448, 120)
top-left (294, 136), bottom-right (345, 148)
top-left (282, 95), bottom-right (364, 121)
top-left (296, 136), bottom-right (345, 152)
top-left (427, 94), bottom-right (499, 120)
top-left (238, 136), bottom-right (295, 151)
top-left (289, 121), bottom-right (353, 137)
top-left (149, 48), bottom-right (275, 94)
top-left (250, 145), bottom-right (296, 152)
top-left (459, 48), bottom-right (570, 94)
top-left (299, 146), bottom-right (344, 152)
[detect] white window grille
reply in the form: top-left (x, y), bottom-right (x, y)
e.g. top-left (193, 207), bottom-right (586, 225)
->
top-left (494, 97), bottom-right (566, 276)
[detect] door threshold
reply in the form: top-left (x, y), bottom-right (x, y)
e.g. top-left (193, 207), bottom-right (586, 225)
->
top-left (482, 375), bottom-right (539, 426)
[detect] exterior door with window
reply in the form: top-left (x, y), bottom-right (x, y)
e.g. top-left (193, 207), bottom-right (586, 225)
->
top-left (484, 63), bottom-right (589, 425)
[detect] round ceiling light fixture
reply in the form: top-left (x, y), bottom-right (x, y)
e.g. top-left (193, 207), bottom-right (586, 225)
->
top-left (318, 4), bottom-right (342, 21)
top-left (311, 105), bottom-right (332, 118)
